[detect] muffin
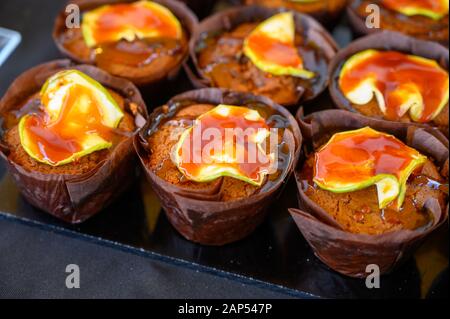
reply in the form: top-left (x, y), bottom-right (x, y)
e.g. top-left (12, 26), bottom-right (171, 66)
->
top-left (0, 60), bottom-right (148, 223)
top-left (329, 31), bottom-right (449, 136)
top-left (289, 109), bottom-right (448, 277)
top-left (347, 0), bottom-right (449, 46)
top-left (185, 6), bottom-right (338, 107)
top-left (135, 88), bottom-right (302, 245)
top-left (53, 0), bottom-right (197, 86)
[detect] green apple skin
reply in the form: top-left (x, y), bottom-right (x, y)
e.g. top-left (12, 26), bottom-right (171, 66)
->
top-left (19, 70), bottom-right (124, 167)
top-left (313, 127), bottom-right (427, 209)
top-left (243, 12), bottom-right (315, 79)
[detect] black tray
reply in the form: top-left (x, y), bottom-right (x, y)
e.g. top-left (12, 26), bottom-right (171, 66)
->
top-left (0, 0), bottom-right (448, 299)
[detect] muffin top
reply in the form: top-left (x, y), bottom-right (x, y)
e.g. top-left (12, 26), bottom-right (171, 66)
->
top-left (144, 98), bottom-right (297, 201)
top-left (2, 69), bottom-right (137, 175)
top-left (298, 127), bottom-right (448, 235)
top-left (194, 11), bottom-right (333, 106)
top-left (335, 49), bottom-right (449, 127)
top-left (55, 1), bottom-right (193, 84)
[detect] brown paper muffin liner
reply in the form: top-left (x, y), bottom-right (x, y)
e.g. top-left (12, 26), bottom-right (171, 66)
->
top-left (328, 31), bottom-right (450, 137)
top-left (346, 0), bottom-right (449, 47)
top-left (289, 109), bottom-right (449, 278)
top-left (135, 88), bottom-right (302, 245)
top-left (53, 0), bottom-right (198, 87)
top-left (184, 5), bottom-right (338, 107)
top-left (0, 59), bottom-right (148, 224)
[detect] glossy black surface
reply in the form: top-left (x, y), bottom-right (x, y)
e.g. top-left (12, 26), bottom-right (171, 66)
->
top-left (1, 156), bottom-right (449, 298)
top-left (0, 0), bottom-right (448, 299)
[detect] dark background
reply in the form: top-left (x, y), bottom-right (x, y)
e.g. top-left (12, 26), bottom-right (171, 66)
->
top-left (0, 0), bottom-right (448, 299)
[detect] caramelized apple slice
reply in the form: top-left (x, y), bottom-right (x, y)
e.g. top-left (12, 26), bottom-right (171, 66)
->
top-left (82, 0), bottom-right (182, 48)
top-left (382, 0), bottom-right (449, 20)
top-left (19, 70), bottom-right (124, 166)
top-left (172, 104), bottom-right (275, 186)
top-left (339, 49), bottom-right (449, 123)
top-left (40, 70), bottom-right (124, 127)
top-left (243, 12), bottom-right (314, 79)
top-left (313, 127), bottom-right (427, 209)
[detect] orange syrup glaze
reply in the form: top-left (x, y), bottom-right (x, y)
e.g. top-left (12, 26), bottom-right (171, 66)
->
top-left (339, 51), bottom-right (448, 122)
top-left (246, 33), bottom-right (304, 68)
top-left (177, 107), bottom-right (272, 182)
top-left (91, 2), bottom-right (179, 45)
top-left (382, 0), bottom-right (448, 15)
top-left (23, 84), bottom-right (115, 164)
top-left (314, 129), bottom-right (421, 186)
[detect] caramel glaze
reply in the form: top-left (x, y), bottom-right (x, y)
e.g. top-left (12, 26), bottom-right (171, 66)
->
top-left (177, 106), bottom-right (272, 183)
top-left (331, 60), bottom-right (449, 132)
top-left (382, 0), bottom-right (448, 16)
top-left (246, 33), bottom-right (304, 68)
top-left (59, 15), bottom-right (188, 82)
top-left (23, 84), bottom-right (122, 164)
top-left (89, 2), bottom-right (180, 46)
top-left (314, 128), bottom-right (421, 186)
top-left (299, 154), bottom-right (448, 235)
top-left (146, 103), bottom-right (292, 201)
top-left (339, 51), bottom-right (449, 123)
top-left (196, 22), bottom-right (328, 106)
top-left (1, 90), bottom-right (136, 175)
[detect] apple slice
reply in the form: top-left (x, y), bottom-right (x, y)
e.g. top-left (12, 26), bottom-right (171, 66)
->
top-left (19, 70), bottom-right (124, 166)
top-left (375, 175), bottom-right (401, 209)
top-left (40, 70), bottom-right (124, 128)
top-left (406, 56), bottom-right (450, 122)
top-left (382, 0), bottom-right (449, 20)
top-left (82, 0), bottom-right (182, 48)
top-left (19, 118), bottom-right (112, 166)
top-left (172, 104), bottom-right (275, 186)
top-left (313, 127), bottom-right (427, 209)
top-left (243, 12), bottom-right (315, 79)
top-left (339, 49), bottom-right (449, 123)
